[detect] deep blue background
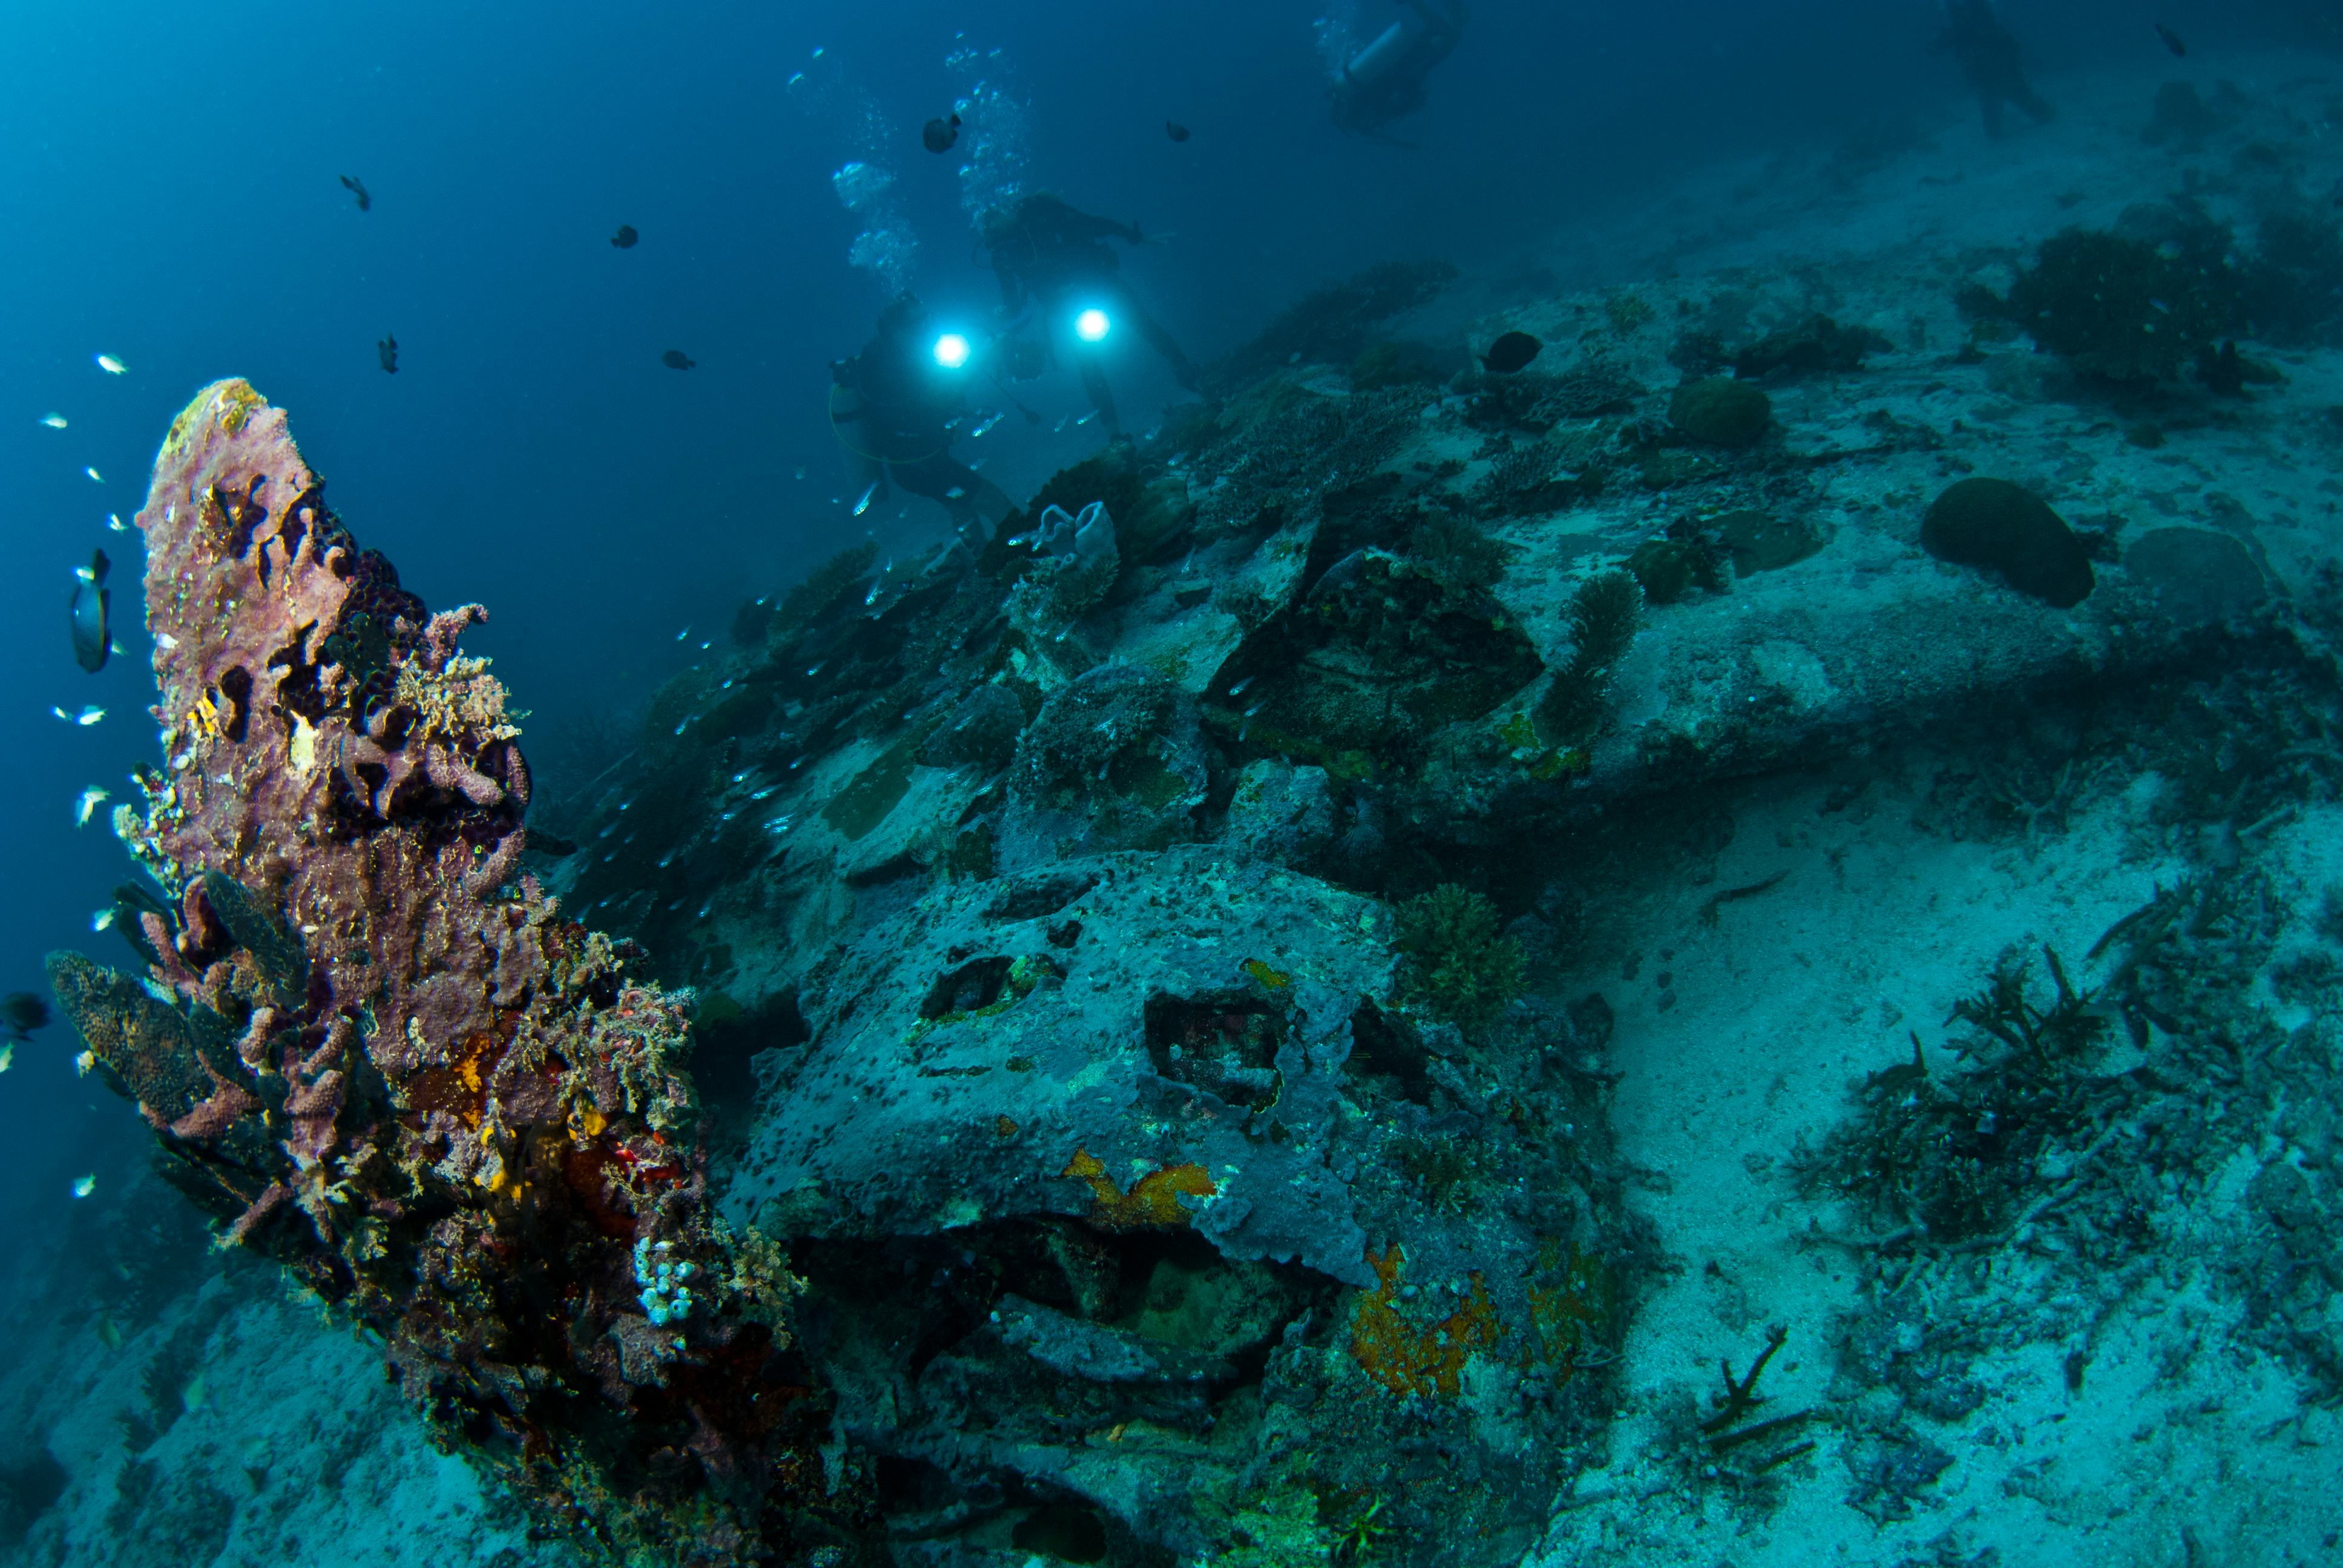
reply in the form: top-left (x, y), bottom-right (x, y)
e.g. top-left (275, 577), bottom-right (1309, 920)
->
top-left (0, 0), bottom-right (2306, 1236)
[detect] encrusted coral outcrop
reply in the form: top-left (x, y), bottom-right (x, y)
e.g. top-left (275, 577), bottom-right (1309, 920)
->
top-left (48, 382), bottom-right (830, 1564)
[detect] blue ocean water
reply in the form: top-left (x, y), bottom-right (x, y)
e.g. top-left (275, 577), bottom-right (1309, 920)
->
top-left (0, 0), bottom-right (1994, 1212)
top-left (4, 2), bottom-right (2337, 1563)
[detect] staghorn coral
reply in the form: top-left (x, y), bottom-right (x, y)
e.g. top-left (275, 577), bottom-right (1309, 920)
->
top-left (47, 381), bottom-right (842, 1565)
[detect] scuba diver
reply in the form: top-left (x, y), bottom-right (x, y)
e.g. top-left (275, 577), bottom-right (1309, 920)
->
top-left (1934, 0), bottom-right (2053, 139)
top-left (1328, 0), bottom-right (1466, 143)
top-left (829, 293), bottom-right (1020, 544)
top-left (979, 192), bottom-right (1197, 441)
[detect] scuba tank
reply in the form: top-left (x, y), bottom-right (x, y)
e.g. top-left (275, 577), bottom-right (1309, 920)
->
top-left (1340, 19), bottom-right (1412, 90)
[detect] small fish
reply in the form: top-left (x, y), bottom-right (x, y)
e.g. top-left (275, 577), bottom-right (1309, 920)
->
top-left (1227, 675), bottom-right (1254, 697)
top-left (339, 174), bottom-right (372, 212)
top-left (378, 332), bottom-right (399, 374)
top-left (106, 513), bottom-right (126, 532)
top-left (95, 353), bottom-right (126, 374)
top-left (71, 1175), bottom-right (96, 1199)
top-left (84, 466), bottom-right (103, 483)
top-left (2155, 22), bottom-right (2186, 57)
top-left (853, 480), bottom-right (879, 516)
top-left (1, 990), bottom-right (48, 1040)
top-left (39, 413), bottom-right (67, 429)
top-left (922, 112), bottom-right (962, 154)
top-left (0, 1044), bottom-right (10, 1073)
top-left (91, 909), bottom-right (116, 933)
top-left (53, 704), bottom-right (102, 725)
top-left (74, 786), bottom-right (110, 826)
top-left (675, 626), bottom-right (692, 641)
top-left (1165, 120), bottom-right (1191, 143)
top-left (1481, 331), bottom-right (1543, 374)
top-left (610, 223), bottom-right (639, 249)
top-left (663, 349), bottom-right (695, 370)
top-left (69, 547), bottom-right (110, 673)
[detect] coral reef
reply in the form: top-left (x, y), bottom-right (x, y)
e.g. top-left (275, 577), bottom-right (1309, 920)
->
top-left (1209, 259), bottom-right (1458, 391)
top-left (1729, 313), bottom-right (1892, 380)
top-left (1003, 661), bottom-right (1208, 865)
top-left (1468, 356), bottom-right (1645, 434)
top-left (1920, 477), bottom-right (2095, 607)
top-left (1009, 498), bottom-right (1122, 630)
top-left (1962, 223), bottom-right (2236, 384)
top-left (47, 382), bottom-right (833, 1564)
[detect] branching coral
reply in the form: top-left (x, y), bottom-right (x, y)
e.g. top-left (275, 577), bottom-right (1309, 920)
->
top-left (1962, 224), bottom-right (2240, 384)
top-left (1392, 884), bottom-right (1525, 1031)
top-left (46, 382), bottom-right (837, 1566)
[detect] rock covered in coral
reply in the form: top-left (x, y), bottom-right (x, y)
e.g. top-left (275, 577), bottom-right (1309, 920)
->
top-left (2124, 527), bottom-right (2269, 626)
top-left (1729, 312), bottom-right (1893, 379)
top-left (1001, 660), bottom-right (1207, 867)
top-left (1004, 498), bottom-right (1123, 635)
top-left (1715, 508), bottom-right (1825, 575)
top-left (1225, 759), bottom-right (1338, 868)
top-left (1922, 477), bottom-right (2096, 607)
top-left (1668, 374), bottom-right (1772, 446)
top-left (48, 381), bottom-right (831, 1565)
top-left (723, 843), bottom-right (1630, 1564)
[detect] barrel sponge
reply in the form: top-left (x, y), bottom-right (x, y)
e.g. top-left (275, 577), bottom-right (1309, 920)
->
top-left (1921, 479), bottom-right (2094, 608)
top-left (1668, 376), bottom-right (1772, 448)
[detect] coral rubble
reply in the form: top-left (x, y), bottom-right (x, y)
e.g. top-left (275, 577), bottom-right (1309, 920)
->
top-left (48, 382), bottom-right (830, 1564)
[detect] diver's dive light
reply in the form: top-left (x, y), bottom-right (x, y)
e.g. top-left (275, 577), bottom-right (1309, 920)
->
top-left (932, 332), bottom-right (972, 370)
top-left (1073, 308), bottom-right (1112, 344)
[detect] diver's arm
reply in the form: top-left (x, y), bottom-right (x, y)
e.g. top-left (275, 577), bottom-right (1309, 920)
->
top-left (1063, 206), bottom-right (1142, 244)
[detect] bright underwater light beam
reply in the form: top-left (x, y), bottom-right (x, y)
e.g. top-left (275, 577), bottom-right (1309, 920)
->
top-left (1073, 308), bottom-right (1111, 343)
top-left (932, 332), bottom-right (971, 369)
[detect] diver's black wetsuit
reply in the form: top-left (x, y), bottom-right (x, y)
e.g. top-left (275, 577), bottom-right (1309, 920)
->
top-left (831, 296), bottom-right (1016, 542)
top-left (981, 194), bottom-right (1196, 439)
top-left (1329, 0), bottom-right (1466, 142)
top-left (1936, 0), bottom-right (2053, 138)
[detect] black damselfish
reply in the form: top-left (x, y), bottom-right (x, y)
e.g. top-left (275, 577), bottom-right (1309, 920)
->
top-left (1481, 331), bottom-right (1542, 374)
